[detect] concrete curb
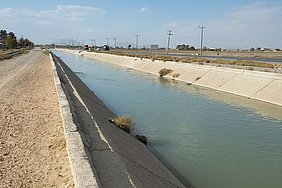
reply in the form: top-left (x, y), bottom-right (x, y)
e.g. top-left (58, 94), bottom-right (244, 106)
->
top-left (49, 53), bottom-right (100, 188)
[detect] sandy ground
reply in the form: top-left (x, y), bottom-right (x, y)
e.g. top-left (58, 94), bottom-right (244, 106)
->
top-left (0, 50), bottom-right (74, 187)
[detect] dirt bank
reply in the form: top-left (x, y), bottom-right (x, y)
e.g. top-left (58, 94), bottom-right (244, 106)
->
top-left (0, 50), bottom-right (74, 187)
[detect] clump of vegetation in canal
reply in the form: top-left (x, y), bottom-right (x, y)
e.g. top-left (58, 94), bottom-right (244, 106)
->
top-left (110, 115), bottom-right (148, 145)
top-left (112, 115), bottom-right (134, 133)
top-left (159, 68), bottom-right (173, 77)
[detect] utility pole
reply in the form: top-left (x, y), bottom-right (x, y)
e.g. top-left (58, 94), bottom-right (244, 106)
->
top-left (135, 34), bottom-right (140, 54)
top-left (166, 30), bottom-right (173, 54)
top-left (198, 26), bottom-right (206, 56)
top-left (113, 37), bottom-right (117, 48)
top-left (93, 38), bottom-right (96, 47)
top-left (106, 38), bottom-right (109, 46)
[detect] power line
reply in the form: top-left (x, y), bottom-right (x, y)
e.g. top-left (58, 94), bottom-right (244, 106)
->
top-left (166, 30), bottom-right (173, 54)
top-left (93, 38), bottom-right (96, 47)
top-left (198, 26), bottom-right (206, 56)
top-left (106, 38), bottom-right (109, 46)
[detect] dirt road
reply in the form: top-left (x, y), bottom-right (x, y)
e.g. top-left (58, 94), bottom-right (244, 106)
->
top-left (0, 50), bottom-right (74, 187)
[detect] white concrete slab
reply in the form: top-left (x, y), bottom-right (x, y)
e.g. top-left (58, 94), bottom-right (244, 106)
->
top-left (218, 74), bottom-right (273, 97)
top-left (195, 70), bottom-right (236, 89)
top-left (251, 80), bottom-right (282, 106)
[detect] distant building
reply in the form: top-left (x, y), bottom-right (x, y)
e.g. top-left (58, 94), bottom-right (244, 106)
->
top-left (150, 44), bottom-right (159, 50)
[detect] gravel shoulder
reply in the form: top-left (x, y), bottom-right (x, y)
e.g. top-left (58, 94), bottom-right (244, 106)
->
top-left (0, 50), bottom-right (74, 187)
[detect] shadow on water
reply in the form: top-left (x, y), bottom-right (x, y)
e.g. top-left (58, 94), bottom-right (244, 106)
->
top-left (148, 139), bottom-right (195, 188)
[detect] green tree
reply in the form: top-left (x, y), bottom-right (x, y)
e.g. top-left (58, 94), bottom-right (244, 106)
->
top-left (6, 32), bottom-right (17, 49)
top-left (18, 37), bottom-right (34, 48)
top-left (0, 30), bottom-right (7, 40)
top-left (189, 46), bottom-right (196, 50)
top-left (0, 30), bottom-right (7, 49)
top-left (18, 37), bottom-right (26, 47)
top-left (1, 30), bottom-right (34, 49)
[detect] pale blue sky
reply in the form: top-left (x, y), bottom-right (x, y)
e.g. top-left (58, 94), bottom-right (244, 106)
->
top-left (1, 0), bottom-right (282, 49)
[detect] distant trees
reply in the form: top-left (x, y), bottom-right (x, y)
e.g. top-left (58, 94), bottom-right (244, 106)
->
top-left (18, 37), bottom-right (34, 48)
top-left (0, 29), bottom-right (34, 50)
top-left (0, 30), bottom-right (8, 49)
top-left (176, 44), bottom-right (223, 51)
top-left (176, 44), bottom-right (196, 51)
top-left (6, 32), bottom-right (17, 49)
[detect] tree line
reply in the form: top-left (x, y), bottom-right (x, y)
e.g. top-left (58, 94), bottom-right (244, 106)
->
top-left (0, 30), bottom-right (34, 49)
top-left (176, 44), bottom-right (196, 51)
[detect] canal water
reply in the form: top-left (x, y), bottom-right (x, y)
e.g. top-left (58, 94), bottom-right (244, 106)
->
top-left (53, 51), bottom-right (282, 188)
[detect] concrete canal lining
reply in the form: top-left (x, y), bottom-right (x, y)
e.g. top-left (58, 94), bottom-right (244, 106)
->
top-left (58, 49), bottom-right (282, 107)
top-left (50, 52), bottom-right (187, 188)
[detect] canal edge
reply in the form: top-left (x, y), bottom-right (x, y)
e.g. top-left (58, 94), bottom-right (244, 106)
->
top-left (69, 49), bottom-right (282, 107)
top-left (50, 51), bottom-right (188, 187)
top-left (49, 53), bottom-right (100, 188)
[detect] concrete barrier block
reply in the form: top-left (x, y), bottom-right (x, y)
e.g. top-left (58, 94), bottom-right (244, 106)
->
top-left (251, 80), bottom-right (282, 106)
top-left (130, 61), bottom-right (152, 71)
top-left (176, 68), bottom-right (209, 83)
top-left (218, 75), bottom-right (273, 97)
top-left (195, 70), bottom-right (236, 89)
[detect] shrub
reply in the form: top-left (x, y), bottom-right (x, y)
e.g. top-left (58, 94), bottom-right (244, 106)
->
top-left (247, 67), bottom-right (254, 71)
top-left (172, 73), bottom-right (180, 78)
top-left (159, 68), bottom-right (173, 77)
top-left (112, 115), bottom-right (134, 133)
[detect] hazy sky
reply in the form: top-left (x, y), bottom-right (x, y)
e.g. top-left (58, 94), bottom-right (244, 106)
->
top-left (1, 0), bottom-right (282, 49)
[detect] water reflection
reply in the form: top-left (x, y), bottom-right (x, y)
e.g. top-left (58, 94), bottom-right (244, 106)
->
top-left (158, 76), bottom-right (282, 121)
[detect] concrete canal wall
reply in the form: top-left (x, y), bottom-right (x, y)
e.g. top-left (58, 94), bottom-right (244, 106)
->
top-left (58, 49), bottom-right (282, 106)
top-left (50, 52), bottom-right (187, 188)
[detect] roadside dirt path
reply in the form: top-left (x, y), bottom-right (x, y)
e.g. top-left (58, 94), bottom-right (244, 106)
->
top-left (0, 50), bottom-right (74, 187)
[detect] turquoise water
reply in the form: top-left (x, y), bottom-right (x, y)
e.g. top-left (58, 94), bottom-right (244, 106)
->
top-left (54, 51), bottom-right (282, 188)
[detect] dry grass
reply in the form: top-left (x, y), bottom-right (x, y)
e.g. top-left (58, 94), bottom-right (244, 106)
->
top-left (113, 115), bottom-right (134, 133)
top-left (159, 68), bottom-right (173, 77)
top-left (172, 73), bottom-right (180, 78)
top-left (103, 50), bottom-right (279, 70)
top-left (43, 49), bottom-right (50, 55)
top-left (247, 67), bottom-right (254, 71)
top-left (209, 59), bottom-right (274, 69)
top-left (0, 48), bottom-right (29, 60)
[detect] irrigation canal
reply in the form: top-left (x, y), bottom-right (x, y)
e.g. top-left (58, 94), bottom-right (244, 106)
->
top-left (53, 50), bottom-right (282, 188)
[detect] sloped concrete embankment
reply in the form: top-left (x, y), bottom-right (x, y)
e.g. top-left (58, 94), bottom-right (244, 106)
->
top-left (50, 54), bottom-right (99, 187)
top-left (50, 52), bottom-right (187, 188)
top-left (60, 49), bottom-right (282, 106)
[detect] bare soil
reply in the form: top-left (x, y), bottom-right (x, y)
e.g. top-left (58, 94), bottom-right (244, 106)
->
top-left (0, 50), bottom-right (74, 187)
